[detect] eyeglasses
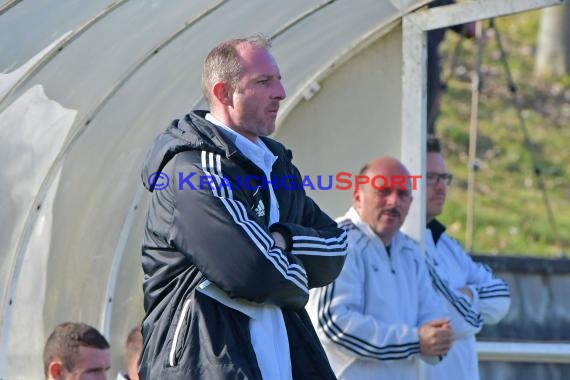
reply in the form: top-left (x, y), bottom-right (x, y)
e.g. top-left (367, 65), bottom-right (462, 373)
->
top-left (426, 172), bottom-right (453, 186)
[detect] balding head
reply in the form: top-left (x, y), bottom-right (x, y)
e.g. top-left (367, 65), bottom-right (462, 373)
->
top-left (359, 156), bottom-right (411, 177)
top-left (201, 35), bottom-right (271, 107)
top-left (201, 35), bottom-right (286, 142)
top-left (353, 157), bottom-right (413, 244)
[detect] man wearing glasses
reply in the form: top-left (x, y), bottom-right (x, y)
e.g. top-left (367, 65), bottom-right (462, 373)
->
top-left (423, 136), bottom-right (511, 380)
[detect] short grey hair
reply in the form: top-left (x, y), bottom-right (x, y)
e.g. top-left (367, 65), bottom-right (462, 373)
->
top-left (201, 34), bottom-right (272, 106)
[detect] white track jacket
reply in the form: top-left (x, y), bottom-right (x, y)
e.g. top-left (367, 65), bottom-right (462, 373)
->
top-left (308, 208), bottom-right (449, 380)
top-left (421, 220), bottom-right (511, 380)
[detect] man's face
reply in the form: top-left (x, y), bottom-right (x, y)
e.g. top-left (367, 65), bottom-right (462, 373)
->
top-left (426, 152), bottom-right (448, 222)
top-left (353, 159), bottom-right (413, 244)
top-left (228, 43), bottom-right (286, 140)
top-left (60, 346), bottom-right (111, 380)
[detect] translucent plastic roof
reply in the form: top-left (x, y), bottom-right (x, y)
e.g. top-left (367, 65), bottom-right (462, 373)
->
top-left (1, 0), bottom-right (432, 377)
top-left (1, 0), bottom-right (561, 377)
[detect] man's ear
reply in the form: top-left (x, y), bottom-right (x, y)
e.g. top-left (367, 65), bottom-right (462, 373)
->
top-left (352, 186), bottom-right (361, 209)
top-left (212, 82), bottom-right (232, 105)
top-left (47, 361), bottom-right (63, 379)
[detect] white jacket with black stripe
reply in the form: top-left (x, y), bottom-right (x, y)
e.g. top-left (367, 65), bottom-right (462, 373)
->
top-left (422, 220), bottom-right (511, 380)
top-left (139, 110), bottom-right (347, 379)
top-left (307, 208), bottom-right (448, 380)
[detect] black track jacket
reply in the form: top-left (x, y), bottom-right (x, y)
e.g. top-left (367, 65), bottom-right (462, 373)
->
top-left (139, 110), bottom-right (347, 379)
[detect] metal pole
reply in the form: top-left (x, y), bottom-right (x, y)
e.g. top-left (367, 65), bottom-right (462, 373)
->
top-left (465, 20), bottom-right (485, 252)
top-left (478, 341), bottom-right (570, 363)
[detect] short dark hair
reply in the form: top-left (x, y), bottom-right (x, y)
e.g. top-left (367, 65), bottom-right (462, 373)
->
top-left (124, 325), bottom-right (143, 370)
top-left (43, 322), bottom-right (110, 377)
top-left (201, 34), bottom-right (271, 106)
top-left (427, 135), bottom-right (442, 153)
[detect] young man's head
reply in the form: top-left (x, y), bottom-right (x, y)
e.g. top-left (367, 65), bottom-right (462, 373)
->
top-left (426, 135), bottom-right (453, 223)
top-left (201, 35), bottom-right (286, 142)
top-left (43, 322), bottom-right (111, 380)
top-left (123, 325), bottom-right (142, 380)
top-left (353, 157), bottom-right (413, 244)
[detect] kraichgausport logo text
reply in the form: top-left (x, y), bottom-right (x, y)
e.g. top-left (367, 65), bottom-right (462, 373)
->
top-left (147, 172), bottom-right (422, 192)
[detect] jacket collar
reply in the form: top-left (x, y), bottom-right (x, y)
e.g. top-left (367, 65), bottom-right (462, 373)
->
top-left (141, 110), bottom-right (291, 192)
top-left (427, 219), bottom-right (446, 244)
top-left (187, 110), bottom-right (289, 162)
top-left (345, 207), bottom-right (401, 252)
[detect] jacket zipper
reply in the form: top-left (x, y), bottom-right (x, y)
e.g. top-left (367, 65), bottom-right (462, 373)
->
top-left (169, 298), bottom-right (192, 366)
top-left (385, 246), bottom-right (396, 274)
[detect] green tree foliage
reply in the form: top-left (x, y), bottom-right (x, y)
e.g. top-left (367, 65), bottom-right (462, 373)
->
top-left (436, 11), bottom-right (570, 256)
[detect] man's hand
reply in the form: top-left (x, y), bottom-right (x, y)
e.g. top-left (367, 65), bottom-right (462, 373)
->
top-left (419, 319), bottom-right (453, 356)
top-left (271, 231), bottom-right (287, 250)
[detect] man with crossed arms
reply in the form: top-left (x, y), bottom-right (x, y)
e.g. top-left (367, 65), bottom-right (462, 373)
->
top-left (308, 156), bottom-right (452, 380)
top-left (422, 136), bottom-right (511, 380)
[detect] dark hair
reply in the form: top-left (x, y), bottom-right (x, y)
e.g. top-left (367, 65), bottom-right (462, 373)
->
top-left (124, 325), bottom-right (143, 369)
top-left (201, 34), bottom-right (271, 106)
top-left (427, 134), bottom-right (442, 153)
top-left (43, 322), bottom-right (109, 377)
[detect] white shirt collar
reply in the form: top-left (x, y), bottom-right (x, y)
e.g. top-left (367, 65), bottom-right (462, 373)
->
top-left (347, 207), bottom-right (398, 249)
top-left (205, 113), bottom-right (277, 175)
